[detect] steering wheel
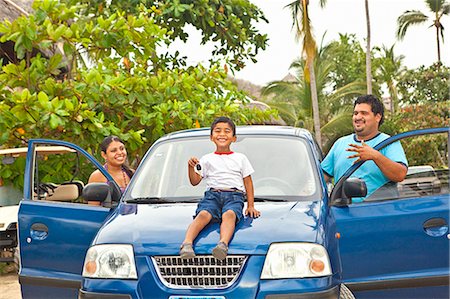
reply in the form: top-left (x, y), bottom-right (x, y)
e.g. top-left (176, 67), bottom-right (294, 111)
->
top-left (253, 177), bottom-right (295, 195)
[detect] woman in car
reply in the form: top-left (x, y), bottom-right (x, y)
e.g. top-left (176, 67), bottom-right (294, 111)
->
top-left (88, 136), bottom-right (134, 200)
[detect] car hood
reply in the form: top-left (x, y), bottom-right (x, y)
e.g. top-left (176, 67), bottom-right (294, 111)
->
top-left (94, 200), bottom-right (324, 256)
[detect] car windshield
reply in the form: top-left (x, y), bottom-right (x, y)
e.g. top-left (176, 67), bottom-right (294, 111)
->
top-left (126, 135), bottom-right (321, 202)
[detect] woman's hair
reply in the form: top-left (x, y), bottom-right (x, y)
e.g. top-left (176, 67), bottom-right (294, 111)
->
top-left (100, 135), bottom-right (134, 178)
top-left (100, 135), bottom-right (124, 153)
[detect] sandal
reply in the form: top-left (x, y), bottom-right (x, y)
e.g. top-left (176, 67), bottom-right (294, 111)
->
top-left (212, 242), bottom-right (228, 261)
top-left (179, 243), bottom-right (196, 259)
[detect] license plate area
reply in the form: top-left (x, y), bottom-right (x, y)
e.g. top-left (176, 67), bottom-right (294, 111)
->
top-left (169, 297), bottom-right (225, 299)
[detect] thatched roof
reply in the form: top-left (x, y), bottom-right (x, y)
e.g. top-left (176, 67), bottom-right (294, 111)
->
top-left (246, 99), bottom-right (286, 125)
top-left (0, 0), bottom-right (33, 23)
top-left (0, 0), bottom-right (60, 67)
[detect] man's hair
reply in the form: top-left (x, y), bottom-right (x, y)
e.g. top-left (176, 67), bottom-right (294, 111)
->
top-left (210, 116), bottom-right (236, 136)
top-left (354, 94), bottom-right (384, 126)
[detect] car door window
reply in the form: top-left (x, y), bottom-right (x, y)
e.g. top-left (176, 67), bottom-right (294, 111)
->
top-left (32, 146), bottom-right (97, 204)
top-left (365, 131), bottom-right (448, 202)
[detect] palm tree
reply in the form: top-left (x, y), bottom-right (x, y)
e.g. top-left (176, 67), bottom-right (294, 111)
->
top-left (375, 45), bottom-right (405, 114)
top-left (365, 0), bottom-right (373, 94)
top-left (286, 0), bottom-right (327, 147)
top-left (397, 0), bottom-right (450, 63)
top-left (261, 43), bottom-right (366, 149)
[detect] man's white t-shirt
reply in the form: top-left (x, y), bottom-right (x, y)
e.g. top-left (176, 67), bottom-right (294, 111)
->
top-left (199, 152), bottom-right (254, 192)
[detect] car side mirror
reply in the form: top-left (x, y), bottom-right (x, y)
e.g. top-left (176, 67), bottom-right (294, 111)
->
top-left (82, 183), bottom-right (117, 206)
top-left (331, 177), bottom-right (367, 207)
top-left (343, 177), bottom-right (367, 199)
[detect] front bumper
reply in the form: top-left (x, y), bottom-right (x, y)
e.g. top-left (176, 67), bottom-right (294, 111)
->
top-left (79, 289), bottom-right (132, 299)
top-left (78, 286), bottom-right (339, 299)
top-left (264, 285), bottom-right (339, 299)
top-left (80, 255), bottom-right (340, 299)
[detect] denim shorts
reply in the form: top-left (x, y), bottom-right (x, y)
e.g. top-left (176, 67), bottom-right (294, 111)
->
top-left (195, 190), bottom-right (244, 223)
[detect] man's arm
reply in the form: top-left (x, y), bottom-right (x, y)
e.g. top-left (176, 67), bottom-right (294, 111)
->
top-left (323, 172), bottom-right (332, 183)
top-left (372, 154), bottom-right (407, 182)
top-left (347, 142), bottom-right (407, 182)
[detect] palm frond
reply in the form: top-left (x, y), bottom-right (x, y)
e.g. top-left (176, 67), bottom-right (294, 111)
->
top-left (425, 0), bottom-right (446, 13)
top-left (441, 3), bottom-right (450, 15)
top-left (264, 101), bottom-right (298, 126)
top-left (321, 107), bottom-right (353, 134)
top-left (397, 10), bottom-right (428, 39)
top-left (326, 81), bottom-right (367, 104)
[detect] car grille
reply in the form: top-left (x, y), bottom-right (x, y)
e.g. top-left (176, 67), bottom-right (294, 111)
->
top-left (152, 255), bottom-right (247, 289)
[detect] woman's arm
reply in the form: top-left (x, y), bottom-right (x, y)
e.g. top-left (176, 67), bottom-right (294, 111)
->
top-left (88, 169), bottom-right (107, 184)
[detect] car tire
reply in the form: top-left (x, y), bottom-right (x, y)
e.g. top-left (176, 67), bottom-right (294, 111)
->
top-left (13, 247), bottom-right (20, 273)
top-left (339, 284), bottom-right (355, 299)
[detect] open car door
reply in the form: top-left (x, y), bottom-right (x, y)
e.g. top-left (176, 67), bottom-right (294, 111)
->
top-left (18, 139), bottom-right (121, 298)
top-left (331, 128), bottom-right (449, 299)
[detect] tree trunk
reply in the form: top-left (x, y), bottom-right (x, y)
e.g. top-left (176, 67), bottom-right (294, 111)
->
top-left (436, 24), bottom-right (441, 63)
top-left (365, 0), bottom-right (373, 94)
top-left (307, 59), bottom-right (322, 148)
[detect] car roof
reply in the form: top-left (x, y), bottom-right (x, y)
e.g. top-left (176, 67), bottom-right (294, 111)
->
top-left (0, 146), bottom-right (76, 157)
top-left (160, 125), bottom-right (314, 141)
top-left (407, 165), bottom-right (435, 174)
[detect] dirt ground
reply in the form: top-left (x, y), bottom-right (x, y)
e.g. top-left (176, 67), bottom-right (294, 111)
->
top-left (0, 274), bottom-right (21, 299)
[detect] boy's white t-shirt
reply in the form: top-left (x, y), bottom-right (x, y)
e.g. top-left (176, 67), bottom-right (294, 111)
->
top-left (199, 152), bottom-right (254, 192)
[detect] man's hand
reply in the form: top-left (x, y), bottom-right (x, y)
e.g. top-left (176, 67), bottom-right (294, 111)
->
top-left (245, 206), bottom-right (261, 218)
top-left (346, 141), bottom-right (381, 163)
top-left (347, 141), bottom-right (407, 182)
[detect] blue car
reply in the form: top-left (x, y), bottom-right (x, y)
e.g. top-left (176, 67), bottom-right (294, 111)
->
top-left (17, 126), bottom-right (449, 299)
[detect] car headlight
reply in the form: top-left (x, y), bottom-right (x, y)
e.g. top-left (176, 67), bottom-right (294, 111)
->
top-left (82, 244), bottom-right (137, 279)
top-left (261, 243), bottom-right (332, 279)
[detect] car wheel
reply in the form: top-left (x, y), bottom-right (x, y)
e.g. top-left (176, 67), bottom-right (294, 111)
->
top-left (13, 247), bottom-right (20, 273)
top-left (339, 284), bottom-right (355, 299)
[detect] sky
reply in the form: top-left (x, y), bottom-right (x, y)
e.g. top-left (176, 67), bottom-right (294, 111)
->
top-left (173, 0), bottom-right (450, 87)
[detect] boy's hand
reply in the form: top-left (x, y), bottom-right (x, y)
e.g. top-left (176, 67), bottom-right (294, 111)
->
top-left (188, 157), bottom-right (202, 186)
top-left (188, 157), bottom-right (199, 168)
top-left (245, 206), bottom-right (261, 218)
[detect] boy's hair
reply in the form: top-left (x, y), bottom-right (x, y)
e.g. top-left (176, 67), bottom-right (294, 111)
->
top-left (354, 94), bottom-right (385, 126)
top-left (210, 116), bottom-right (236, 136)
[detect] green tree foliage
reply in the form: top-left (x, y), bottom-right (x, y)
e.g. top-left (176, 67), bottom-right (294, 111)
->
top-left (325, 34), bottom-right (367, 91)
top-left (64, 0), bottom-right (269, 71)
top-left (0, 0), bottom-right (275, 186)
top-left (372, 45), bottom-right (406, 113)
top-left (383, 101), bottom-right (449, 168)
top-left (397, 63), bottom-right (450, 104)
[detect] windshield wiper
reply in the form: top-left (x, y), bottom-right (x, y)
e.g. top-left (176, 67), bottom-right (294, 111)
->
top-left (253, 197), bottom-right (287, 202)
top-left (125, 197), bottom-right (202, 204)
top-left (127, 197), bottom-right (284, 203)
top-left (125, 197), bottom-right (172, 204)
